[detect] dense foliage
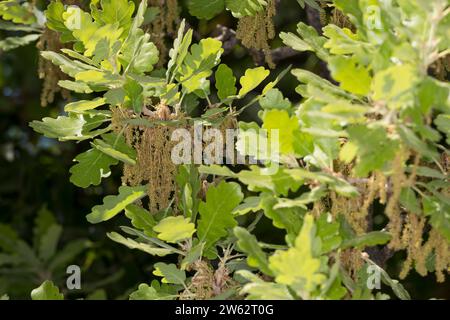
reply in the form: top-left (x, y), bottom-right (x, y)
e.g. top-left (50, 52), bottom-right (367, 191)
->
top-left (0, 0), bottom-right (449, 300)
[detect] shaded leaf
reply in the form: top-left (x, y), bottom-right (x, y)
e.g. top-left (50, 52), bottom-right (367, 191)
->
top-left (86, 185), bottom-right (147, 224)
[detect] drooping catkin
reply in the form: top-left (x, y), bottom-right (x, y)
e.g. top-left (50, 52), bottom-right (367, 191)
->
top-left (329, 162), bottom-right (370, 236)
top-left (147, 0), bottom-right (179, 66)
top-left (236, 0), bottom-right (276, 68)
top-left (36, 28), bottom-right (71, 106)
top-left (181, 248), bottom-right (235, 300)
top-left (386, 151), bottom-right (408, 250)
top-left (181, 260), bottom-right (215, 300)
top-left (319, 3), bottom-right (355, 31)
top-left (399, 214), bottom-right (426, 279)
top-left (121, 104), bottom-right (180, 212)
top-left (341, 249), bottom-right (365, 279)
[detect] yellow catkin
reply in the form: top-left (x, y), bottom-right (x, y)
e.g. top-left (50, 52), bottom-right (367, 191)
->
top-left (165, 0), bottom-right (179, 35)
top-left (376, 171), bottom-right (387, 205)
top-left (121, 104), bottom-right (180, 212)
top-left (399, 214), bottom-right (426, 279)
top-left (116, 102), bottom-right (237, 213)
top-left (147, 0), bottom-right (179, 66)
top-left (341, 249), bottom-right (365, 279)
top-left (331, 8), bottom-right (355, 31)
top-left (181, 260), bottom-right (215, 300)
top-left (181, 251), bottom-right (235, 300)
top-left (441, 152), bottom-right (449, 175)
top-left (318, 3), bottom-right (355, 31)
top-left (423, 229), bottom-right (450, 283)
top-left (36, 28), bottom-right (71, 106)
top-left (329, 163), bottom-right (370, 236)
top-left (236, 0), bottom-right (276, 68)
top-left (386, 152), bottom-right (408, 250)
top-left (312, 200), bottom-right (327, 218)
top-left (360, 174), bottom-right (377, 217)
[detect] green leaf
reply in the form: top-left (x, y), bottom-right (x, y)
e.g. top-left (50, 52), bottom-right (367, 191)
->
top-left (328, 56), bottom-right (371, 96)
top-left (316, 213), bottom-right (342, 253)
top-left (131, 0), bottom-right (148, 33)
top-left (397, 125), bottom-right (438, 160)
top-left (399, 187), bottom-right (422, 214)
top-left (129, 283), bottom-right (176, 300)
top-left (435, 114), bottom-right (450, 144)
top-left (0, 224), bottom-right (19, 252)
top-left (296, 0), bottom-right (321, 10)
top-left (323, 24), bottom-right (363, 55)
top-left (269, 215), bottom-right (326, 297)
top-left (91, 133), bottom-right (136, 165)
top-left (238, 270), bottom-right (294, 300)
top-left (364, 259), bottom-right (411, 300)
top-left (58, 80), bottom-right (93, 94)
top-left (280, 23), bottom-right (328, 60)
top-left (423, 197), bottom-right (450, 242)
top-left (215, 64), bottom-right (237, 101)
top-left (260, 88), bottom-right (291, 110)
top-left (0, 21), bottom-right (40, 32)
top-left (86, 289), bottom-right (107, 300)
top-left (91, 0), bottom-right (135, 34)
top-left (153, 263), bottom-right (186, 285)
top-left (198, 164), bottom-right (236, 177)
top-left (345, 124), bottom-right (399, 177)
top-left (75, 69), bottom-right (123, 88)
top-left (124, 77), bottom-right (144, 113)
top-left (291, 68), bottom-right (355, 100)
top-left (45, 0), bottom-right (74, 42)
top-left (86, 185), bottom-right (147, 224)
top-left (237, 166), bottom-right (303, 196)
top-left (167, 20), bottom-right (193, 82)
top-left (33, 206), bottom-right (56, 245)
top-left (371, 64), bottom-right (417, 107)
top-left (225, 0), bottom-right (267, 18)
top-left (40, 51), bottom-right (94, 78)
top-left (179, 38), bottom-right (223, 93)
top-left (234, 227), bottom-right (273, 276)
top-left (341, 231), bottom-right (392, 249)
top-left (119, 30), bottom-right (159, 74)
top-left (197, 181), bottom-right (243, 250)
top-left (49, 239), bottom-right (90, 272)
top-left (0, 1), bottom-right (36, 25)
top-left (64, 6), bottom-right (123, 58)
top-left (125, 204), bottom-right (156, 236)
top-left (261, 196), bottom-right (303, 240)
top-left (262, 109), bottom-right (300, 155)
top-left (153, 216), bottom-right (196, 243)
top-left (31, 281), bottom-right (64, 300)
top-left (176, 164), bottom-right (201, 220)
top-left (38, 224), bottom-right (62, 262)
top-left (29, 114), bottom-right (87, 141)
top-left (0, 34), bottom-right (40, 51)
top-left (107, 232), bottom-right (174, 256)
top-left (188, 0), bottom-right (225, 20)
top-left (274, 186), bottom-right (326, 210)
top-left (181, 243), bottom-right (204, 270)
top-left (70, 148), bottom-right (118, 188)
top-left (64, 97), bottom-right (106, 113)
top-left (233, 196), bottom-right (263, 215)
top-left (238, 67), bottom-right (270, 97)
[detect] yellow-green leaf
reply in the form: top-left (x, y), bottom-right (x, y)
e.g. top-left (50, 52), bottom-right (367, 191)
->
top-left (238, 67), bottom-right (270, 97)
top-left (153, 216), bottom-right (196, 243)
